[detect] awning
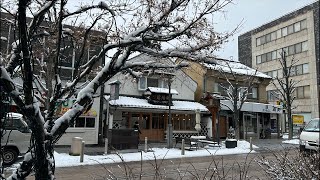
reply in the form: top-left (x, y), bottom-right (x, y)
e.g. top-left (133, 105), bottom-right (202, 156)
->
top-left (220, 100), bottom-right (283, 114)
top-left (105, 96), bottom-right (209, 113)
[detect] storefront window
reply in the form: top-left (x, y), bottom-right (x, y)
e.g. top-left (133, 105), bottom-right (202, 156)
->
top-left (73, 117), bottom-right (95, 128)
top-left (172, 114), bottom-right (194, 130)
top-left (152, 113), bottom-right (165, 129)
top-left (86, 118), bottom-right (95, 127)
top-left (142, 114), bottom-right (151, 129)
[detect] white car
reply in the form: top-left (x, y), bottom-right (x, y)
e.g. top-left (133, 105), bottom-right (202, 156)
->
top-left (1, 112), bottom-right (31, 165)
top-left (299, 118), bottom-right (320, 152)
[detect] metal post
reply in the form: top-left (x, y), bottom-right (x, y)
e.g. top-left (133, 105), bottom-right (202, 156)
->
top-left (216, 109), bottom-right (220, 145)
top-left (167, 77), bottom-right (173, 148)
top-left (80, 141), bottom-right (85, 162)
top-left (104, 138), bottom-right (108, 155)
top-left (144, 137), bottom-right (148, 153)
top-left (181, 139), bottom-right (185, 155)
top-left (250, 137), bottom-right (252, 151)
top-left (257, 113), bottom-right (260, 139)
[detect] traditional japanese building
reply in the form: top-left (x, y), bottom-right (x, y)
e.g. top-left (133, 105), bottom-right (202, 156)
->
top-left (103, 54), bottom-right (211, 145)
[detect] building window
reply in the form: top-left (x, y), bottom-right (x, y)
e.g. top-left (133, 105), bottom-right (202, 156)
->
top-left (267, 90), bottom-right (278, 101)
top-left (276, 29), bottom-right (282, 39)
top-left (295, 43), bottom-right (302, 53)
top-left (277, 49), bottom-right (282, 59)
top-left (256, 19), bottom-right (307, 47)
top-left (303, 63), bottom-right (309, 74)
top-left (288, 45), bottom-right (295, 55)
top-left (281, 27), bottom-right (288, 36)
top-left (256, 41), bottom-right (308, 64)
top-left (288, 63), bottom-right (309, 77)
top-left (302, 41), bottom-right (308, 51)
top-left (271, 50), bottom-right (277, 60)
top-left (72, 117), bottom-right (95, 128)
top-left (138, 76), bottom-right (169, 90)
top-left (260, 36), bottom-right (266, 44)
top-left (288, 24), bottom-right (294, 34)
top-left (271, 31), bottom-right (277, 41)
top-left (296, 65), bottom-right (303, 75)
top-left (300, 19), bottom-right (307, 29)
top-left (265, 33), bottom-right (271, 42)
top-left (294, 22), bottom-right (301, 32)
top-left (256, 55), bottom-right (261, 64)
top-left (261, 54), bottom-right (267, 63)
top-left (138, 77), bottom-right (147, 90)
top-left (294, 86), bottom-right (310, 99)
top-left (148, 78), bottom-right (158, 87)
top-left (172, 114), bottom-right (195, 131)
top-left (248, 87), bottom-right (258, 99)
top-left (266, 52), bottom-right (272, 61)
top-left (256, 37), bottom-right (261, 46)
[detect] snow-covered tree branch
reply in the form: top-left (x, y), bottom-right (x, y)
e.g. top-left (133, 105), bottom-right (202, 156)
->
top-left (217, 60), bottom-right (261, 139)
top-left (0, 0), bottom-right (238, 179)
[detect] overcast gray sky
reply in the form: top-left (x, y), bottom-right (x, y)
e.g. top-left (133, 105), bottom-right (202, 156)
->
top-left (215, 0), bottom-right (317, 60)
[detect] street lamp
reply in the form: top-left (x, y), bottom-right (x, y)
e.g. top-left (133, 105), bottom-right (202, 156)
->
top-left (167, 74), bottom-right (173, 148)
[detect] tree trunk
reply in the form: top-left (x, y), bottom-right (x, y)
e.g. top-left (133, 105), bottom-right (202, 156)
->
top-left (234, 110), bottom-right (240, 139)
top-left (18, 0), bottom-right (50, 178)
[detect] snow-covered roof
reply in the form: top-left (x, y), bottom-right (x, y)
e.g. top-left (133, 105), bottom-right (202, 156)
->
top-left (202, 60), bottom-right (271, 79)
top-left (105, 96), bottom-right (209, 112)
top-left (220, 100), bottom-right (283, 114)
top-left (147, 87), bottom-right (179, 95)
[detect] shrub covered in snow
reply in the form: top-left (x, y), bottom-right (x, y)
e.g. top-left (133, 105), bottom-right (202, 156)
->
top-left (257, 149), bottom-right (320, 180)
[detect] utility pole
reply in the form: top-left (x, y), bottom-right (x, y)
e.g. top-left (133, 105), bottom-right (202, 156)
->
top-left (167, 75), bottom-right (173, 148)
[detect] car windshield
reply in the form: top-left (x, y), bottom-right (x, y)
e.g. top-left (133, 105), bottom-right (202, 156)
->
top-left (303, 119), bottom-right (320, 132)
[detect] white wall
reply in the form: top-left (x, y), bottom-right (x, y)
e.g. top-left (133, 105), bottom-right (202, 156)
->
top-left (105, 70), bottom-right (196, 101)
top-left (56, 96), bottom-right (100, 145)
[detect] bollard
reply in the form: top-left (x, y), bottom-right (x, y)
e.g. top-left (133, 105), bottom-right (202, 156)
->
top-left (144, 137), bottom-right (148, 153)
top-left (250, 137), bottom-right (253, 151)
top-left (80, 141), bottom-right (85, 162)
top-left (104, 138), bottom-right (108, 155)
top-left (181, 139), bottom-right (185, 155)
top-left (70, 137), bottom-right (83, 155)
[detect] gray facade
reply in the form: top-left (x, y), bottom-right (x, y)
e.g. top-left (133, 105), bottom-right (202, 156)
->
top-left (239, 1), bottom-right (319, 83)
top-left (238, 1), bottom-right (320, 120)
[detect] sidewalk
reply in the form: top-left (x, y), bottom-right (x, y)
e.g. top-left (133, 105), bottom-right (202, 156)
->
top-left (54, 138), bottom-right (298, 155)
top-left (54, 142), bottom-right (168, 155)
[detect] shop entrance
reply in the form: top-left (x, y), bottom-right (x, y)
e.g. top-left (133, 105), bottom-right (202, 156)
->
top-left (131, 113), bottom-right (165, 142)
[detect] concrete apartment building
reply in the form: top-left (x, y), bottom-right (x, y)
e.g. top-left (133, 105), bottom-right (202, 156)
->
top-left (238, 1), bottom-right (319, 122)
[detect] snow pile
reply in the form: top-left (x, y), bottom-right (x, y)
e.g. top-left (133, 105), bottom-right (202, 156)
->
top-left (282, 134), bottom-right (300, 145)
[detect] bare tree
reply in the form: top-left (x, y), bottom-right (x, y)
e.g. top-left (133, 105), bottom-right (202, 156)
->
top-left (218, 60), bottom-right (261, 139)
top-left (271, 50), bottom-right (299, 140)
top-left (0, 0), bottom-right (238, 179)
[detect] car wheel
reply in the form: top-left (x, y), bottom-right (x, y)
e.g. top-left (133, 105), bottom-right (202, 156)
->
top-left (3, 148), bottom-right (18, 165)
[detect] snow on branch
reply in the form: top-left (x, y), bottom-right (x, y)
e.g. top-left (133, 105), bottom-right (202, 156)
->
top-left (62, 1), bottom-right (115, 18)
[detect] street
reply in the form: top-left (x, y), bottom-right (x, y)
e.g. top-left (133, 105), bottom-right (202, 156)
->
top-left (34, 150), bottom-right (296, 180)
top-left (14, 139), bottom-right (298, 180)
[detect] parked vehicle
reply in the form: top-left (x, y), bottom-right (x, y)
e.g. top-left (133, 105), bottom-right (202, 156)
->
top-left (1, 112), bottom-right (31, 165)
top-left (299, 118), bottom-right (320, 152)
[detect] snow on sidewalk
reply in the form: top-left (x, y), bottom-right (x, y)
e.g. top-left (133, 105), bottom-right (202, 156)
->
top-left (51, 140), bottom-right (257, 167)
top-left (282, 134), bottom-right (300, 145)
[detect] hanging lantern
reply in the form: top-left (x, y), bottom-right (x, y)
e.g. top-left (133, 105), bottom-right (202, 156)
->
top-left (195, 109), bottom-right (201, 132)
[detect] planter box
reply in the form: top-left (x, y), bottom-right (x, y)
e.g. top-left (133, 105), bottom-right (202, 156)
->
top-left (225, 140), bottom-right (237, 148)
